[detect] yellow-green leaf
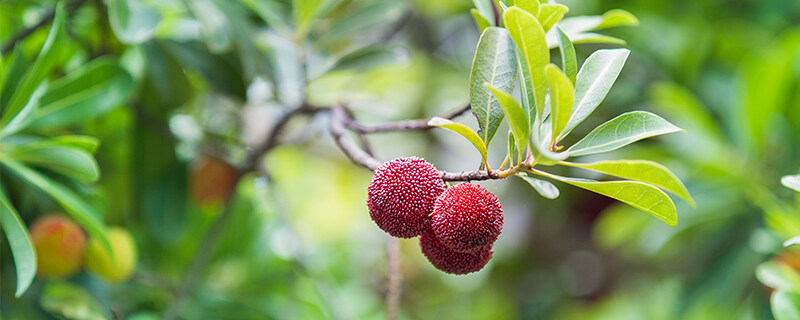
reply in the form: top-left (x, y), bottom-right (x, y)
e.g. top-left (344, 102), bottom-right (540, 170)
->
top-left (514, 0), bottom-right (539, 16)
top-left (546, 64), bottom-right (574, 143)
top-left (531, 170), bottom-right (678, 226)
top-left (537, 4), bottom-right (568, 32)
top-left (470, 9), bottom-right (491, 32)
top-left (560, 160), bottom-right (695, 206)
top-left (429, 117), bottom-right (488, 164)
top-left (503, 7), bottom-right (548, 120)
top-left (486, 84), bottom-right (529, 158)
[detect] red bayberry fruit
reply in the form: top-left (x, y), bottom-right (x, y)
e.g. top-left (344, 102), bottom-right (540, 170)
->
top-left (430, 182), bottom-right (503, 252)
top-left (367, 157), bottom-right (447, 238)
top-left (420, 231), bottom-right (493, 275)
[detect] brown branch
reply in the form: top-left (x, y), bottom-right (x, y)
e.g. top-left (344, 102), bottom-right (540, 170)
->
top-left (344, 103), bottom-right (471, 134)
top-left (330, 105), bottom-right (525, 181)
top-left (1, 0), bottom-right (88, 55)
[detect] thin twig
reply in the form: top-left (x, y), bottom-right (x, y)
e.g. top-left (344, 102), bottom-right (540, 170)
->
top-left (385, 235), bottom-right (402, 320)
top-left (330, 105), bottom-right (527, 181)
top-left (1, 0), bottom-right (88, 55)
top-left (344, 104), bottom-right (471, 134)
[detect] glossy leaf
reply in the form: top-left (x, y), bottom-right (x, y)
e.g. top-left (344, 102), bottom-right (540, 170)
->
top-left (571, 33), bottom-right (627, 46)
top-left (517, 173), bottom-right (559, 199)
top-left (1, 3), bottom-right (64, 127)
top-left (504, 8), bottom-right (547, 120)
top-left (772, 291), bottom-right (800, 320)
top-left (470, 9), bottom-right (491, 32)
top-left (595, 9), bottom-right (640, 30)
top-left (785, 236), bottom-right (800, 248)
top-left (28, 58), bottom-right (133, 129)
top-left (8, 145), bottom-right (100, 182)
top-left (782, 175), bottom-right (800, 192)
top-left (562, 49), bottom-right (630, 138)
top-left (107, 0), bottom-right (161, 44)
top-left (1, 83), bottom-right (46, 136)
top-left (0, 159), bottom-right (111, 254)
top-left (560, 160), bottom-right (695, 206)
top-left (428, 117), bottom-right (488, 163)
top-left (556, 27), bottom-right (577, 84)
top-left (757, 261), bottom-right (800, 292)
top-left (0, 190), bottom-right (36, 297)
top-left (537, 4), bottom-right (568, 32)
top-left (469, 27), bottom-right (518, 145)
top-left (486, 84), bottom-right (529, 158)
top-left (532, 170), bottom-right (678, 226)
top-left (568, 111), bottom-right (683, 156)
top-left (546, 64), bottom-right (574, 142)
top-left (514, 0), bottom-right (539, 16)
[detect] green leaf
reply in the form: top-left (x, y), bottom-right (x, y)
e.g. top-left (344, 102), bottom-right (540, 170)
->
top-left (0, 46), bottom-right (27, 110)
top-left (503, 7), bottom-right (547, 121)
top-left (473, 0), bottom-right (496, 26)
top-left (107, 0), bottom-right (162, 44)
top-left (545, 64), bottom-right (574, 143)
top-left (1, 2), bottom-right (64, 127)
top-left (782, 175), bottom-right (800, 192)
top-left (517, 173), bottom-right (559, 199)
top-left (548, 9), bottom-right (638, 48)
top-left (568, 111), bottom-right (683, 157)
top-left (0, 159), bottom-right (111, 255)
top-left (537, 4), bottom-right (568, 32)
top-left (0, 190), bottom-right (36, 297)
top-left (562, 49), bottom-right (630, 138)
top-left (514, 0), bottom-right (539, 16)
top-left (470, 9), bottom-right (491, 32)
top-left (21, 136), bottom-right (100, 154)
top-left (556, 27), bottom-right (576, 84)
top-left (328, 46), bottom-right (406, 73)
top-left (772, 291), bottom-right (800, 320)
top-left (595, 9), bottom-right (640, 30)
top-left (785, 236), bottom-right (800, 248)
top-left (8, 145), bottom-right (100, 182)
top-left (1, 82), bottom-right (47, 136)
top-left (757, 261), bottom-right (800, 292)
top-left (428, 117), bottom-right (488, 164)
top-left (28, 58), bottom-right (133, 129)
top-left (486, 84), bottom-right (529, 158)
top-left (647, 81), bottom-right (726, 141)
top-left (531, 170), bottom-right (678, 226)
top-left (469, 27), bottom-right (518, 145)
top-left (571, 33), bottom-right (627, 46)
top-left (560, 160), bottom-right (695, 206)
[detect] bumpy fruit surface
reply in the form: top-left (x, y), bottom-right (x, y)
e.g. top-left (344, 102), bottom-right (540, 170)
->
top-left (430, 183), bottom-right (503, 252)
top-left (420, 231), bottom-right (493, 275)
top-left (85, 227), bottom-right (137, 283)
top-left (367, 157), bottom-right (447, 238)
top-left (30, 215), bottom-right (86, 278)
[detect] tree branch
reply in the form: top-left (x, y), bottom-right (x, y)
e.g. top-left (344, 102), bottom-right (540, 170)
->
top-left (344, 103), bottom-right (471, 134)
top-left (385, 235), bottom-right (402, 320)
top-left (330, 105), bottom-right (526, 181)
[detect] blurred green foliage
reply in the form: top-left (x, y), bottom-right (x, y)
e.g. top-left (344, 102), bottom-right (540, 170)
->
top-left (0, 0), bottom-right (799, 319)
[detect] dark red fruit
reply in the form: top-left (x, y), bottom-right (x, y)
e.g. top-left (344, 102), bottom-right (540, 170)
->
top-left (367, 157), bottom-right (447, 238)
top-left (430, 182), bottom-right (503, 252)
top-left (420, 231), bottom-right (493, 275)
